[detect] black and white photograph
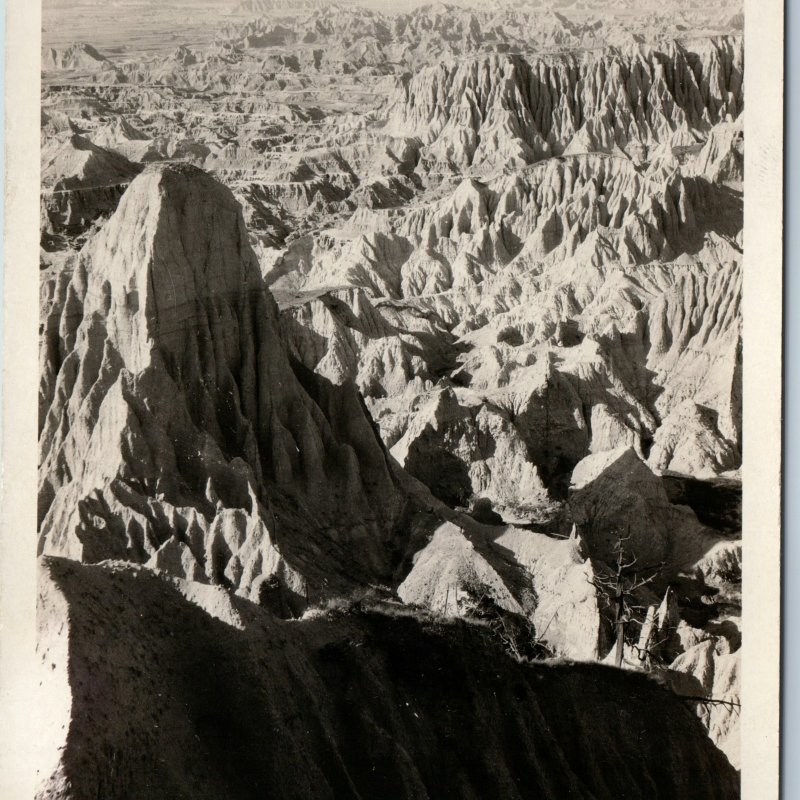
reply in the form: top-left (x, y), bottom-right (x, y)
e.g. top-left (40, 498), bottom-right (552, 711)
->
top-left (0, 0), bottom-right (785, 796)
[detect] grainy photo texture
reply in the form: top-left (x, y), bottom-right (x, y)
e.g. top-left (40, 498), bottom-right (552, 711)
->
top-left (36, 1), bottom-right (747, 797)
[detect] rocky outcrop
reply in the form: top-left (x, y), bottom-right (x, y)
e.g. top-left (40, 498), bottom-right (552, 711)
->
top-left (398, 517), bottom-right (607, 661)
top-left (41, 134), bottom-right (143, 243)
top-left (389, 38), bottom-right (743, 171)
top-left (218, 3), bottom-right (742, 75)
top-left (36, 556), bottom-right (741, 800)
top-left (42, 43), bottom-right (113, 71)
top-left (567, 446), bottom-right (741, 760)
top-left (275, 176), bottom-right (741, 515)
top-left (389, 378), bottom-right (584, 520)
top-left (230, 0), bottom-right (328, 16)
top-left (279, 286), bottom-right (452, 401)
top-left (569, 446), bottom-right (722, 572)
top-left (689, 120), bottom-right (744, 184)
top-left (87, 116), bottom-right (156, 163)
top-left (646, 260), bottom-right (742, 452)
top-left (38, 5), bottom-right (744, 783)
top-left (669, 643), bottom-right (741, 768)
top-left (38, 164), bottom-right (417, 603)
top-left (341, 154), bottom-right (717, 276)
top-left (648, 400), bottom-right (739, 477)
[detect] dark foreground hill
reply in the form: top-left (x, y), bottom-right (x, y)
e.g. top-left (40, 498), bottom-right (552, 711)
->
top-left (37, 556), bottom-right (739, 800)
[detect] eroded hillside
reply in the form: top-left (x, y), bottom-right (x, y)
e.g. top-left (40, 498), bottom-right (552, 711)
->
top-left (38, 0), bottom-right (744, 793)
top-left (37, 556), bottom-right (740, 800)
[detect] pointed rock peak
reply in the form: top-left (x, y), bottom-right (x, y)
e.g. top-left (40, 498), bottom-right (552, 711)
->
top-left (135, 161), bottom-right (237, 202)
top-left (646, 142), bottom-right (680, 175)
top-left (456, 176), bottom-right (486, 193)
top-left (42, 134), bottom-right (142, 190)
top-left (79, 163), bottom-right (265, 372)
top-left (171, 45), bottom-right (198, 66)
top-left (41, 110), bottom-right (83, 135)
top-left (567, 522), bottom-right (588, 561)
top-left (42, 42), bottom-right (115, 72)
top-left (70, 42), bottom-right (108, 60)
top-left (563, 127), bottom-right (595, 156)
top-left (66, 133), bottom-right (115, 155)
top-left (570, 445), bottom-right (650, 491)
top-left (98, 163), bottom-right (255, 284)
top-left (47, 41), bottom-right (108, 62)
top-left (112, 116), bottom-right (150, 141)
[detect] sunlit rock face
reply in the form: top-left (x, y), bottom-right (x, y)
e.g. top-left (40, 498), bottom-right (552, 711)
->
top-left (39, 164), bottom-right (415, 603)
top-left (388, 38), bottom-right (743, 173)
top-left (38, 0), bottom-right (745, 784)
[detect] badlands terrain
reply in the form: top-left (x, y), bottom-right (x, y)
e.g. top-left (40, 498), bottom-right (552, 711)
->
top-left (39, 0), bottom-right (743, 796)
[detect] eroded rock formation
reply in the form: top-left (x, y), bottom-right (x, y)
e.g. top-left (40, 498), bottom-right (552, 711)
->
top-left (37, 0), bottom-right (744, 789)
top-left (39, 163), bottom-right (417, 604)
top-left (37, 556), bottom-right (740, 800)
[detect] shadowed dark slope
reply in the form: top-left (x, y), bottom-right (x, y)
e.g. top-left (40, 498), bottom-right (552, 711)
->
top-left (38, 557), bottom-right (739, 800)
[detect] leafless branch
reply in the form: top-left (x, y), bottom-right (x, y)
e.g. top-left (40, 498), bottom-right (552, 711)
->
top-left (678, 695), bottom-right (741, 715)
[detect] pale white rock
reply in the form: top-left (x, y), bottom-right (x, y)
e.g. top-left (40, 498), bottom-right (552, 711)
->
top-left (647, 400), bottom-right (739, 478)
top-left (390, 386), bottom-right (556, 520)
top-left (669, 641), bottom-right (741, 768)
top-left (495, 525), bottom-right (605, 660)
top-left (147, 536), bottom-right (205, 582)
top-left (689, 120), bottom-right (744, 184)
top-left (398, 521), bottom-right (524, 617)
top-left (398, 517), bottom-right (606, 661)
